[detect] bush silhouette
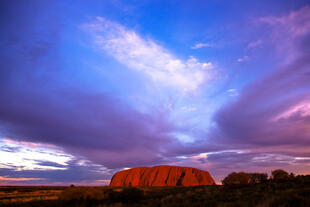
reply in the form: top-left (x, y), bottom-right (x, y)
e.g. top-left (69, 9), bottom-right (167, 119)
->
top-left (249, 173), bottom-right (268, 184)
top-left (109, 187), bottom-right (144, 203)
top-left (59, 187), bottom-right (106, 201)
top-left (222, 172), bottom-right (252, 185)
top-left (3, 174), bottom-right (310, 207)
top-left (272, 169), bottom-right (289, 181)
top-left (223, 172), bottom-right (269, 185)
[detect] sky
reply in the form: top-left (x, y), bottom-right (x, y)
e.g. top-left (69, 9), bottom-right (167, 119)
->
top-left (0, 0), bottom-right (310, 185)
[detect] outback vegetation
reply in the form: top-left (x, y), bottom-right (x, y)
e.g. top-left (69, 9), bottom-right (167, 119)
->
top-left (1, 169), bottom-right (309, 207)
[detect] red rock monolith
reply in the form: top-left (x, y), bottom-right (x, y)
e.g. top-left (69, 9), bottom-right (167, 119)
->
top-left (109, 165), bottom-right (215, 187)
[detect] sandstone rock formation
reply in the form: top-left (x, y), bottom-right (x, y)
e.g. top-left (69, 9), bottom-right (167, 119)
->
top-left (109, 165), bottom-right (215, 187)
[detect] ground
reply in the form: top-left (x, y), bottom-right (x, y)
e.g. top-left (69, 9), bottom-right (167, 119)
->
top-left (1, 176), bottom-right (310, 207)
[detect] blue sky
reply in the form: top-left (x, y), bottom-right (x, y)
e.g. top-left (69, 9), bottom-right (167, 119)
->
top-left (1, 0), bottom-right (310, 184)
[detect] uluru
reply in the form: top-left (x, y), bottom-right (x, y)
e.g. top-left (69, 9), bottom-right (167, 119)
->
top-left (109, 165), bottom-right (215, 187)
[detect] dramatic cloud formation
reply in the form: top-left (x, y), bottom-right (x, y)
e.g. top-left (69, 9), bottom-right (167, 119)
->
top-left (203, 5), bottom-right (310, 179)
top-left (84, 17), bottom-right (214, 92)
top-left (0, 87), bottom-right (178, 169)
top-left (0, 3), bottom-right (188, 175)
top-left (0, 138), bottom-right (71, 171)
top-left (1, 1), bottom-right (310, 184)
top-left (215, 56), bottom-right (310, 146)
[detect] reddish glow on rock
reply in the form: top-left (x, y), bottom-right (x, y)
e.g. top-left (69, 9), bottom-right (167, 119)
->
top-left (110, 165), bottom-right (215, 187)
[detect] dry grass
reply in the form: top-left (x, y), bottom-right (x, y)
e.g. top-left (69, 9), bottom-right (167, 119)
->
top-left (0, 187), bottom-right (63, 204)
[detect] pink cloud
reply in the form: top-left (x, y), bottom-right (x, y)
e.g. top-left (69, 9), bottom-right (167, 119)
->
top-left (259, 5), bottom-right (310, 38)
top-left (0, 176), bottom-right (44, 182)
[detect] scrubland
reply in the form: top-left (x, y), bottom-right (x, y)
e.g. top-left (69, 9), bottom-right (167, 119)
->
top-left (1, 173), bottom-right (309, 207)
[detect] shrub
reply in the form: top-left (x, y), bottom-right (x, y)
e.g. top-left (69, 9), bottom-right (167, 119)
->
top-left (222, 172), bottom-right (252, 185)
top-left (58, 187), bottom-right (107, 201)
top-left (109, 187), bottom-right (144, 203)
top-left (272, 169), bottom-right (289, 181)
top-left (249, 173), bottom-right (268, 184)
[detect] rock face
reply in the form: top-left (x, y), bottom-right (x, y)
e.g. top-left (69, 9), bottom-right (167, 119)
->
top-left (109, 165), bottom-right (215, 187)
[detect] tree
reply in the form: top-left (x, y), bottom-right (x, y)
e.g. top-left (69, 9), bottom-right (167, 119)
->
top-left (289, 172), bottom-right (295, 179)
top-left (272, 169), bottom-right (289, 181)
top-left (222, 172), bottom-right (252, 185)
top-left (249, 173), bottom-right (268, 184)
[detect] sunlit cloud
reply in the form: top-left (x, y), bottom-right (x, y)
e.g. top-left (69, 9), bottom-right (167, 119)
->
top-left (0, 176), bottom-right (44, 182)
top-left (273, 100), bottom-right (310, 121)
top-left (0, 138), bottom-right (73, 171)
top-left (226, 89), bottom-right (239, 97)
top-left (84, 17), bottom-right (215, 92)
top-left (1, 1), bottom-right (310, 185)
top-left (259, 5), bottom-right (310, 38)
top-left (191, 43), bottom-right (214, 49)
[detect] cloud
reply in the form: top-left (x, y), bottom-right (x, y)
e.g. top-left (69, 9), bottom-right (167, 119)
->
top-left (1, 3), bottom-right (310, 185)
top-left (226, 89), bottom-right (239, 96)
top-left (206, 6), bottom-right (310, 180)
top-left (0, 139), bottom-right (113, 185)
top-left (259, 5), bottom-right (310, 61)
top-left (237, 55), bottom-right (249, 62)
top-left (214, 54), bottom-right (310, 146)
top-left (205, 150), bottom-right (310, 182)
top-left (0, 138), bottom-right (72, 171)
top-left (0, 88), bottom-right (178, 169)
top-left (84, 17), bottom-right (214, 92)
top-left (0, 11), bottom-right (180, 172)
top-left (191, 43), bottom-right (214, 49)
top-left (166, 6), bottom-right (310, 182)
top-left (247, 40), bottom-right (262, 48)
top-left (0, 159), bottom-right (112, 185)
top-left (259, 6), bottom-right (310, 38)
top-left (0, 176), bottom-right (44, 182)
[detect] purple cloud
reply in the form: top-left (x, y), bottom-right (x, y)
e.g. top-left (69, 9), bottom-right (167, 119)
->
top-left (0, 2), bottom-right (178, 170)
top-left (202, 5), bottom-right (310, 179)
top-left (0, 85), bottom-right (178, 168)
top-left (0, 159), bottom-right (112, 185)
top-left (1, 2), bottom-right (310, 184)
top-left (214, 55), bottom-right (310, 145)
